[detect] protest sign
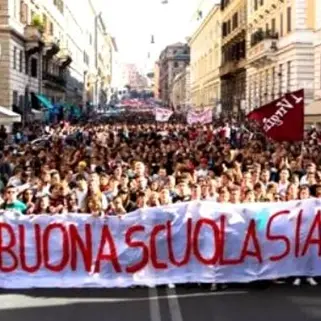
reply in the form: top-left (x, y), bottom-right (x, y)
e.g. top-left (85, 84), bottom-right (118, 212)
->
top-left (0, 199), bottom-right (321, 288)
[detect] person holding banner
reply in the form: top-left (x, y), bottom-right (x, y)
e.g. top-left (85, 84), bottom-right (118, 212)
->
top-left (0, 112), bottom-right (320, 289)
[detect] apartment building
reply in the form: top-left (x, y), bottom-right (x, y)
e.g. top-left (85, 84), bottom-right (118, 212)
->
top-left (170, 66), bottom-right (191, 110)
top-left (306, 0), bottom-right (321, 123)
top-left (0, 0), bottom-right (43, 119)
top-left (0, 0), bottom-right (114, 124)
top-left (246, 0), bottom-right (315, 114)
top-left (220, 0), bottom-right (247, 113)
top-left (81, 0), bottom-right (102, 108)
top-left (189, 4), bottom-right (221, 108)
top-left (64, 0), bottom-right (86, 106)
top-left (41, 0), bottom-right (71, 104)
top-left (158, 43), bottom-right (190, 105)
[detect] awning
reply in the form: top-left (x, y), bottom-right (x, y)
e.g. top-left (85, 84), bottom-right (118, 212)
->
top-left (0, 106), bottom-right (21, 125)
top-left (35, 94), bottom-right (54, 109)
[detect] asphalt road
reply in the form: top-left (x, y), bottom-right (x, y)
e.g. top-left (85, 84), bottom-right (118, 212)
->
top-left (1, 284), bottom-right (321, 321)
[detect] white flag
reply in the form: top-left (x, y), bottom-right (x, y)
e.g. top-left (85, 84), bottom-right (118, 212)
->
top-left (155, 108), bottom-right (173, 122)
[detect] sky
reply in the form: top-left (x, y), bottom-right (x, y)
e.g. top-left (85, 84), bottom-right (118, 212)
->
top-left (100, 0), bottom-right (219, 73)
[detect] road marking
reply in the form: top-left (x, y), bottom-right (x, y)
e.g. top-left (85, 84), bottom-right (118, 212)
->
top-left (149, 287), bottom-right (162, 321)
top-left (167, 287), bottom-right (184, 321)
top-left (0, 290), bottom-right (247, 310)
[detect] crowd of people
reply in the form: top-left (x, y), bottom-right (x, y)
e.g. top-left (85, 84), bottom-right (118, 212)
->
top-left (0, 118), bottom-right (320, 287)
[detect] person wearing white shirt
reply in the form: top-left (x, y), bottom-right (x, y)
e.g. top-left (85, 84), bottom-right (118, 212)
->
top-left (300, 163), bottom-right (316, 185)
top-left (74, 174), bottom-right (88, 211)
top-left (196, 159), bottom-right (208, 178)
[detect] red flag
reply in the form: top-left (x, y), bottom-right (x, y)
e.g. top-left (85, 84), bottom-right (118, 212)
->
top-left (247, 89), bottom-right (304, 141)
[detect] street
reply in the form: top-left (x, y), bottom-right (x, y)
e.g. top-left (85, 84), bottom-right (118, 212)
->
top-left (1, 285), bottom-right (321, 321)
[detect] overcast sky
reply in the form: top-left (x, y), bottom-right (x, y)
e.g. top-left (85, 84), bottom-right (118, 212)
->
top-left (100, 0), bottom-right (219, 72)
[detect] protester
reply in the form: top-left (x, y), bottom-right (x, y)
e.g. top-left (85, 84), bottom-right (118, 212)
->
top-left (0, 116), bottom-right (320, 288)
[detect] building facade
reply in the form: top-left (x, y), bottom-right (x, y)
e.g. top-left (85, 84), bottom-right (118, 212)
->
top-left (0, 0), bottom-right (113, 122)
top-left (158, 42), bottom-right (190, 105)
top-left (41, 0), bottom-right (72, 105)
top-left (189, 4), bottom-right (221, 108)
top-left (220, 0), bottom-right (247, 113)
top-left (64, 0), bottom-right (87, 106)
top-left (246, 0), bottom-right (315, 114)
top-left (0, 0), bottom-right (43, 117)
top-left (304, 0), bottom-right (321, 123)
top-left (153, 62), bottom-right (160, 99)
top-left (109, 37), bottom-right (124, 96)
top-left (123, 64), bottom-right (148, 91)
top-left (170, 66), bottom-right (190, 110)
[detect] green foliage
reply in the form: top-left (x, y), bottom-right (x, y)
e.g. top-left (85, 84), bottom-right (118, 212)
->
top-left (31, 14), bottom-right (44, 33)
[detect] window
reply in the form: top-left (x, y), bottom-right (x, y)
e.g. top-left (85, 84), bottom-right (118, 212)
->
top-left (260, 0), bottom-right (264, 5)
top-left (83, 51), bottom-right (88, 64)
top-left (25, 55), bottom-right (28, 74)
top-left (232, 12), bottom-right (238, 29)
top-left (271, 67), bottom-right (275, 99)
top-left (54, 0), bottom-right (64, 14)
top-left (19, 50), bottom-right (23, 72)
top-left (278, 64), bottom-right (283, 96)
top-left (287, 61), bottom-right (291, 91)
top-left (174, 62), bottom-right (179, 68)
top-left (271, 18), bottom-right (276, 33)
top-left (287, 7), bottom-right (292, 32)
top-left (280, 13), bottom-right (283, 37)
top-left (13, 47), bottom-right (17, 70)
top-left (259, 72), bottom-right (263, 105)
top-left (265, 69), bottom-right (268, 101)
top-left (227, 20), bottom-right (231, 33)
top-left (19, 95), bottom-right (24, 110)
top-left (50, 22), bottom-right (54, 35)
top-left (43, 14), bottom-right (48, 33)
top-left (265, 23), bottom-right (269, 31)
top-left (20, 1), bottom-right (28, 24)
top-left (254, 0), bottom-right (258, 10)
top-left (31, 58), bottom-right (38, 78)
top-left (12, 91), bottom-right (18, 106)
top-left (222, 22), bottom-right (227, 37)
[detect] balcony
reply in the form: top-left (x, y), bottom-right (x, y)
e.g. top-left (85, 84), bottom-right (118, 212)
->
top-left (43, 35), bottom-right (60, 58)
top-left (43, 72), bottom-right (66, 87)
top-left (220, 60), bottom-right (236, 77)
top-left (247, 30), bottom-right (279, 67)
top-left (57, 49), bottom-right (72, 69)
top-left (250, 29), bottom-right (279, 47)
top-left (220, 58), bottom-right (246, 77)
top-left (24, 25), bottom-right (44, 55)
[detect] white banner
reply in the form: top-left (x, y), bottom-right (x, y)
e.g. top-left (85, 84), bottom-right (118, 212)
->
top-left (155, 108), bottom-right (173, 122)
top-left (187, 108), bottom-right (212, 125)
top-left (1, 199), bottom-right (321, 288)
